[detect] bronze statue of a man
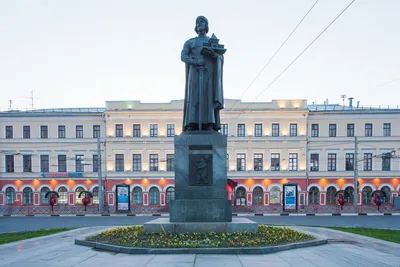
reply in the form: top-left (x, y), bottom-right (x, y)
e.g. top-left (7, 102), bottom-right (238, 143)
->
top-left (181, 16), bottom-right (226, 131)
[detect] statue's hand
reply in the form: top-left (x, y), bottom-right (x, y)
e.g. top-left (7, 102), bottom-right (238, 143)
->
top-left (196, 59), bottom-right (205, 66)
top-left (203, 47), bottom-right (216, 58)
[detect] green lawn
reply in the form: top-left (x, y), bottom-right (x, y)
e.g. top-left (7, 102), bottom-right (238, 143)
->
top-left (0, 228), bottom-right (74, 245)
top-left (325, 227), bottom-right (400, 244)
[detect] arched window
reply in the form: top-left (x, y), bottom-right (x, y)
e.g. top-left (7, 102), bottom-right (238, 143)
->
top-left (132, 187), bottom-right (143, 204)
top-left (23, 187), bottom-right (33, 204)
top-left (326, 186), bottom-right (337, 204)
top-left (92, 187), bottom-right (99, 204)
top-left (344, 186), bottom-right (354, 203)
top-left (253, 187), bottom-right (263, 205)
top-left (236, 187), bottom-right (246, 205)
top-left (309, 186), bottom-right (319, 204)
top-left (362, 186), bottom-right (372, 204)
top-left (40, 187), bottom-right (50, 204)
top-left (58, 187), bottom-right (68, 204)
top-left (149, 187), bottom-right (159, 205)
top-left (166, 187), bottom-right (175, 204)
top-left (75, 186), bottom-right (85, 204)
top-left (5, 187), bottom-right (15, 205)
top-left (269, 186), bottom-right (281, 204)
top-left (381, 186), bottom-right (391, 204)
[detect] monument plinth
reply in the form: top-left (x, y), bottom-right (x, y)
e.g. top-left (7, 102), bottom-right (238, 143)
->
top-left (170, 131), bottom-right (231, 222)
top-left (143, 15), bottom-right (257, 234)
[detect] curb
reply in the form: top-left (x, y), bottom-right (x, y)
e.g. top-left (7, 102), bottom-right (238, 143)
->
top-left (2, 213), bottom-right (399, 217)
top-left (74, 238), bottom-right (328, 255)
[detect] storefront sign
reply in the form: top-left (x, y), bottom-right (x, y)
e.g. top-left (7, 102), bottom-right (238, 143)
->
top-left (116, 184), bottom-right (130, 212)
top-left (40, 172), bottom-right (84, 178)
top-left (283, 183), bottom-right (298, 211)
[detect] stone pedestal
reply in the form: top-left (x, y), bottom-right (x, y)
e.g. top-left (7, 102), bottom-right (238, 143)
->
top-left (170, 131), bottom-right (232, 222)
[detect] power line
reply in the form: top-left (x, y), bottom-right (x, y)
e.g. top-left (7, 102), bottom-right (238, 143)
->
top-left (228, 0), bottom-right (320, 111)
top-left (235, 0), bottom-right (356, 118)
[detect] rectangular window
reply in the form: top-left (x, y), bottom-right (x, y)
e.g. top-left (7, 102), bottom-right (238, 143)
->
top-left (150, 124), bottom-right (158, 137)
top-left (23, 126), bottom-right (31, 139)
top-left (167, 154), bottom-right (175, 171)
top-left (382, 152), bottom-right (391, 171)
top-left (149, 154), bottom-right (159, 171)
top-left (383, 123), bottom-right (391, 137)
top-left (289, 153), bottom-right (298, 171)
top-left (363, 153), bottom-right (372, 171)
top-left (310, 154), bottom-right (319, 171)
top-left (132, 154), bottom-right (142, 171)
top-left (5, 155), bottom-right (14, 173)
top-left (236, 154), bottom-right (246, 171)
top-left (365, 123), bottom-right (373, 137)
top-left (254, 124), bottom-right (262, 137)
top-left (328, 153), bottom-right (337, 171)
top-left (347, 124), bottom-right (355, 137)
top-left (58, 155), bottom-right (67, 172)
top-left (329, 124), bottom-right (337, 137)
top-left (133, 124), bottom-right (141, 137)
top-left (23, 155), bottom-right (32, 172)
top-left (58, 125), bottom-right (66, 138)
top-left (92, 155), bottom-right (99, 172)
top-left (115, 124), bottom-right (123, 137)
top-left (311, 124), bottom-right (319, 137)
top-left (290, 123), bottom-right (297, 137)
top-left (5, 126), bottom-right (13, 139)
top-left (167, 124), bottom-right (175, 137)
top-left (345, 153), bottom-right (354, 171)
top-left (271, 153), bottom-right (280, 171)
top-left (272, 124), bottom-right (279, 137)
top-left (75, 155), bottom-right (84, 172)
top-left (115, 154), bottom-right (124, 172)
top-left (221, 124), bottom-right (228, 136)
top-left (76, 125), bottom-right (83, 138)
top-left (254, 153), bottom-right (263, 171)
top-left (40, 155), bottom-right (49, 172)
top-left (93, 125), bottom-right (100, 138)
top-left (41, 125), bottom-right (48, 139)
top-left (237, 124), bottom-right (245, 137)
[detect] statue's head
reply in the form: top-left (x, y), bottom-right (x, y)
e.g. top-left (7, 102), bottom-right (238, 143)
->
top-left (194, 16), bottom-right (209, 34)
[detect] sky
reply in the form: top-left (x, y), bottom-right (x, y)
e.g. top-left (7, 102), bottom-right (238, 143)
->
top-left (0, 0), bottom-right (399, 111)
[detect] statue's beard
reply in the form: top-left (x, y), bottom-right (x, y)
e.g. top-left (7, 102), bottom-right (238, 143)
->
top-left (197, 26), bottom-right (206, 33)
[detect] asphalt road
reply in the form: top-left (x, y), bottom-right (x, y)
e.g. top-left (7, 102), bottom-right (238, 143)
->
top-left (0, 215), bottom-right (399, 233)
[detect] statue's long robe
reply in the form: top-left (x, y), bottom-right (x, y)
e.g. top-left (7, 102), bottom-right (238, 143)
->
top-left (181, 36), bottom-right (224, 131)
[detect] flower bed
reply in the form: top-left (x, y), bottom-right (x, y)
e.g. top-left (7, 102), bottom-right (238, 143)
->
top-left (86, 225), bottom-right (313, 248)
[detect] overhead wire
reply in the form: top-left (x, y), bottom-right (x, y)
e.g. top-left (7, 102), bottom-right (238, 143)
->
top-left (228, 0), bottom-right (320, 111)
top-left (233, 0), bottom-right (356, 118)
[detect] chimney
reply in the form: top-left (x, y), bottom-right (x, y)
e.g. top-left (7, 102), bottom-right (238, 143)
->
top-left (357, 101), bottom-right (360, 108)
top-left (348, 97), bottom-right (354, 108)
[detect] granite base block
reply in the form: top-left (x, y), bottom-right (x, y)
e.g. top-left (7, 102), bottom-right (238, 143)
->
top-left (143, 218), bottom-right (258, 234)
top-left (170, 199), bottom-right (232, 222)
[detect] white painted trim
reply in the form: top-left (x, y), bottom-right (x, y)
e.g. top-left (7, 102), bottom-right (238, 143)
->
top-left (342, 183), bottom-right (354, 190)
top-left (89, 184), bottom-right (99, 191)
top-left (378, 183), bottom-right (394, 191)
top-left (72, 184), bottom-right (88, 192)
top-left (324, 183), bottom-right (340, 191)
top-left (307, 183), bottom-right (323, 191)
top-left (38, 185), bottom-right (52, 191)
top-left (55, 184), bottom-right (70, 191)
top-left (20, 184), bottom-right (35, 192)
top-left (2, 184), bottom-right (18, 192)
top-left (267, 183), bottom-right (282, 191)
top-left (130, 184), bottom-right (145, 192)
top-left (250, 183), bottom-right (266, 192)
top-left (163, 184), bottom-right (175, 192)
top-left (359, 183), bottom-right (376, 191)
top-left (236, 184), bottom-right (249, 192)
top-left (147, 184), bottom-right (162, 192)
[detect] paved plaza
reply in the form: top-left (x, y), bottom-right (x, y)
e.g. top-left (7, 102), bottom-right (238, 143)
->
top-left (0, 226), bottom-right (399, 267)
